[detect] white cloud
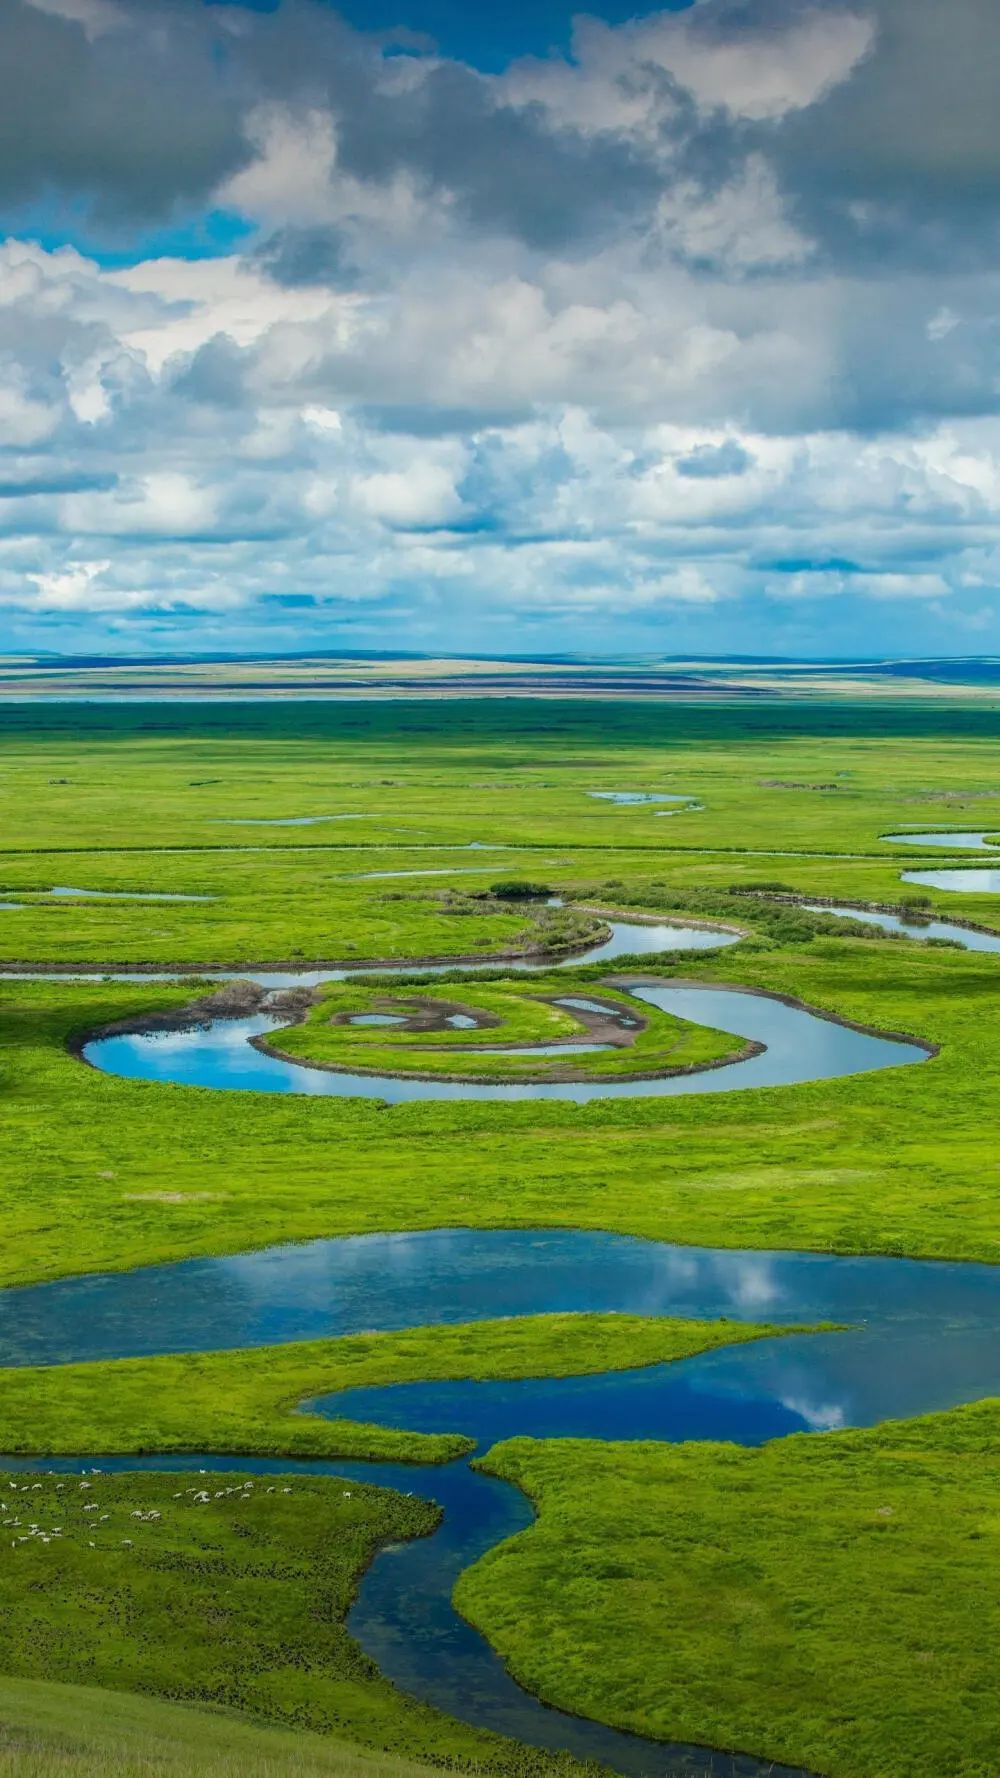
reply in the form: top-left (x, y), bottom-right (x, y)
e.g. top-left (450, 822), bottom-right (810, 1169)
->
top-left (3, 0), bottom-right (1000, 660)
top-left (0, 375), bottom-right (59, 447)
top-left (352, 462), bottom-right (466, 528)
top-left (24, 0), bottom-right (125, 39)
top-left (26, 561), bottom-right (115, 610)
top-left (61, 473), bottom-right (218, 538)
top-left (767, 568), bottom-right (951, 602)
top-left (653, 156), bottom-right (813, 270)
top-left (500, 3), bottom-right (874, 136)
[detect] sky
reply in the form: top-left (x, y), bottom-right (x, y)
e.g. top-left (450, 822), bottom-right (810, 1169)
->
top-left (1, 0), bottom-right (1000, 659)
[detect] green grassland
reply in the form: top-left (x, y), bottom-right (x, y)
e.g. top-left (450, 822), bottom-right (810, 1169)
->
top-left (0, 1466), bottom-right (539, 1773)
top-left (2, 927), bottom-right (999, 1288)
top-left (3, 697), bottom-right (1000, 1777)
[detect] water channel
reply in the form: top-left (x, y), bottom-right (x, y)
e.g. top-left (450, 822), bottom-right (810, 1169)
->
top-left (75, 912), bottom-right (928, 1104)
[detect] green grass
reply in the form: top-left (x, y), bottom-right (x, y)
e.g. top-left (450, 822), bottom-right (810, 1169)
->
top-left (461, 1398), bottom-right (1000, 1778)
top-left (0, 1314), bottom-right (791, 1463)
top-left (0, 1317), bottom-right (789, 1776)
top-left (0, 1676), bottom-right (474, 1778)
top-left (271, 977), bottom-right (739, 1081)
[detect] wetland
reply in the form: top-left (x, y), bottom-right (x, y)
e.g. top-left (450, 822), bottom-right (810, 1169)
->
top-left (2, 699), bottom-right (1000, 1778)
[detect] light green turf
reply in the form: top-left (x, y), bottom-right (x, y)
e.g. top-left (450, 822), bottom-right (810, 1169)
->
top-left (0, 1676), bottom-right (477, 1778)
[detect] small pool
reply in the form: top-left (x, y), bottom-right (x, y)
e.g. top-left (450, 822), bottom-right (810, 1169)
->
top-left (883, 830), bottom-right (1000, 850)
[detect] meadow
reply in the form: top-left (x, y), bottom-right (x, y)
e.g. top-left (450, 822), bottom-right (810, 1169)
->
top-left (2, 696), bottom-right (1000, 1778)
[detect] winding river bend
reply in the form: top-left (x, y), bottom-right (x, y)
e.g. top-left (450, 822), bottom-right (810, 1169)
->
top-left (76, 914), bottom-right (929, 1102)
top-left (1, 901), bottom-right (995, 1775)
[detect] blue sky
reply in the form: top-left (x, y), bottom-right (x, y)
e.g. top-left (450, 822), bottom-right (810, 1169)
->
top-left (1, 0), bottom-right (999, 658)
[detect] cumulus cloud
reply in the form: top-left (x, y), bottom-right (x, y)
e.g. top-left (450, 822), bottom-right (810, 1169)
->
top-left (1, 0), bottom-right (1000, 653)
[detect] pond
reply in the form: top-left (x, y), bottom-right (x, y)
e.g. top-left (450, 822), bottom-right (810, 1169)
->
top-left (588, 792), bottom-right (697, 805)
top-left (1, 887), bottom-right (212, 904)
top-left (900, 868), bottom-right (1000, 894)
top-left (882, 830), bottom-right (1000, 850)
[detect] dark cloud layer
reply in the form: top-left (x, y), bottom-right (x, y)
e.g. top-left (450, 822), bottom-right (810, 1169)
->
top-left (0, 2), bottom-right (249, 220)
top-left (0, 0), bottom-right (997, 268)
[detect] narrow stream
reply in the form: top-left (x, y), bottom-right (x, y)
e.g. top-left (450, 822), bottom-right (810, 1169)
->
top-left (802, 900), bottom-right (1000, 951)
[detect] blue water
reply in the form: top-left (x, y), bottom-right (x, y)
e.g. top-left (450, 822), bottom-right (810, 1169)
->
top-left (48, 886), bottom-right (212, 902)
top-left (803, 901), bottom-right (1000, 952)
top-left (589, 792), bottom-right (696, 805)
top-left (882, 830), bottom-right (1000, 850)
top-left (0, 915), bottom-right (739, 989)
top-left (84, 978), bottom-right (926, 1103)
top-left (0, 887), bottom-right (211, 903)
top-left (901, 867), bottom-right (1000, 894)
top-left (6, 1227), bottom-right (994, 1377)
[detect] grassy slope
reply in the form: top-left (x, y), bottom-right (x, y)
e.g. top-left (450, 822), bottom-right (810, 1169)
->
top-left (0, 1677), bottom-right (460, 1778)
top-left (462, 1400), bottom-right (1000, 1778)
top-left (0, 1315), bottom-right (790, 1461)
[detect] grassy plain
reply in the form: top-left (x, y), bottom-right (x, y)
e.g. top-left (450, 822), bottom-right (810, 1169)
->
top-left (2, 928), bottom-right (1000, 1287)
top-left (0, 1466), bottom-right (507, 1769)
top-left (3, 698), bottom-right (1000, 1776)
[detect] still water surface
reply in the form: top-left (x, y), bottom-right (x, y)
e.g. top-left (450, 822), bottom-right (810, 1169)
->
top-left (901, 868), bottom-right (1000, 894)
top-left (882, 829), bottom-right (1000, 850)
